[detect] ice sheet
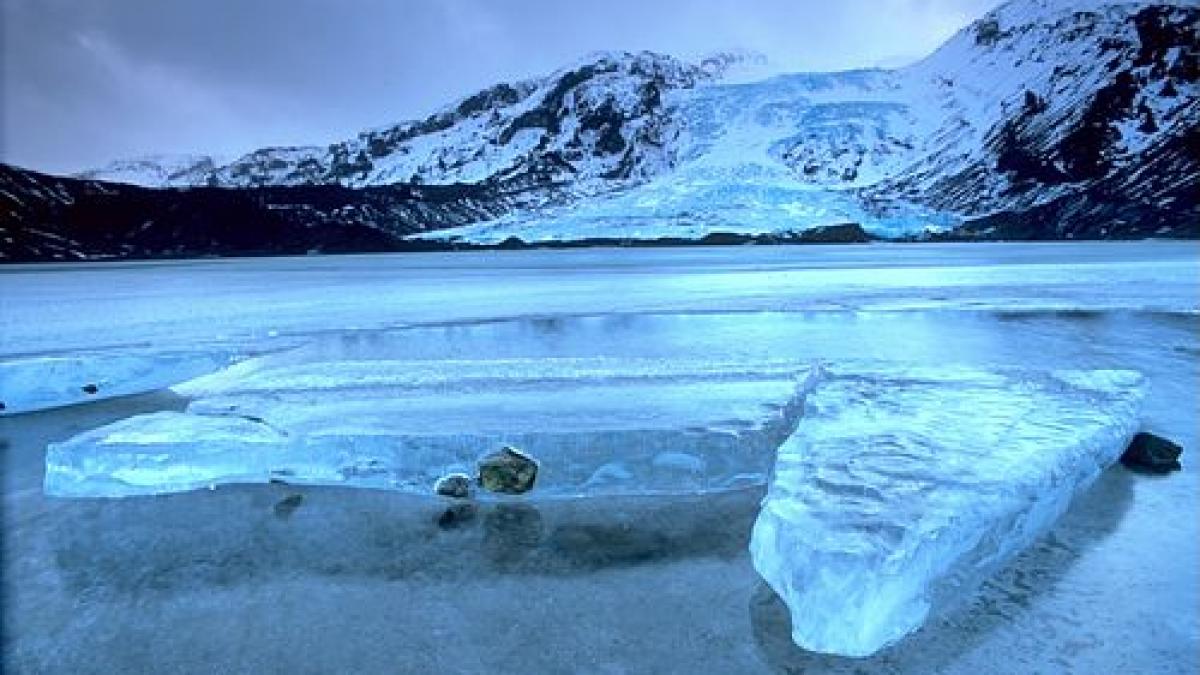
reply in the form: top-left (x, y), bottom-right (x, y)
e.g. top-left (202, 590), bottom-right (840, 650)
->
top-left (750, 364), bottom-right (1144, 657)
top-left (3, 243), bottom-right (1196, 358)
top-left (0, 350), bottom-right (237, 415)
top-left (44, 358), bottom-right (817, 498)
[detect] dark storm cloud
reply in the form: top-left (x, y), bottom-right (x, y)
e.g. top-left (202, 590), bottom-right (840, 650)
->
top-left (1, 0), bottom-right (1000, 174)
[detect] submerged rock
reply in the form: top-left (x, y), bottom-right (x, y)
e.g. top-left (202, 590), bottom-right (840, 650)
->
top-left (477, 446), bottom-right (539, 495)
top-left (483, 503), bottom-right (544, 565)
top-left (437, 503), bottom-right (478, 529)
top-left (273, 493), bottom-right (304, 519)
top-left (1120, 432), bottom-right (1183, 473)
top-left (434, 472), bottom-right (473, 499)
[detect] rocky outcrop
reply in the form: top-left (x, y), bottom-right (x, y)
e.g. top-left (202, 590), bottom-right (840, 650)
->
top-left (0, 164), bottom-right (524, 261)
top-left (1120, 431), bottom-right (1184, 473)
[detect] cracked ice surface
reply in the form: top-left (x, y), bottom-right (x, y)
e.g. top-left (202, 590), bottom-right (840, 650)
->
top-left (750, 364), bottom-right (1145, 658)
top-left (44, 357), bottom-right (816, 498)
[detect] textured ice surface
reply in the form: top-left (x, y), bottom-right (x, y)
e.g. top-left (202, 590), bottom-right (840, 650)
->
top-left (4, 244), bottom-right (1195, 358)
top-left (750, 364), bottom-right (1145, 658)
top-left (45, 357), bottom-right (816, 498)
top-left (0, 350), bottom-right (236, 415)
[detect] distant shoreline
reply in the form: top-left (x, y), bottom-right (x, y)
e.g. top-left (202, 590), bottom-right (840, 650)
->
top-left (5, 226), bottom-right (1195, 266)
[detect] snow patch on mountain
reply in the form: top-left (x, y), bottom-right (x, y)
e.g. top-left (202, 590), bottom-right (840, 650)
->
top-left (76, 154), bottom-right (226, 188)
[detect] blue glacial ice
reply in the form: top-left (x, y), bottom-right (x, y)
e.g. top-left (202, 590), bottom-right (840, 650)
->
top-left (0, 349), bottom-right (238, 415)
top-left (44, 357), bottom-right (817, 497)
top-left (41, 355), bottom-right (1148, 659)
top-left (750, 364), bottom-right (1144, 657)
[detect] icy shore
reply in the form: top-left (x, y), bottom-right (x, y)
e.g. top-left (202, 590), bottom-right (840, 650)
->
top-left (38, 353), bottom-right (1148, 658)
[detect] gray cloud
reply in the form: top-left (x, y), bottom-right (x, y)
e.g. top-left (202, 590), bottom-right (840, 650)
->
top-left (2, 0), bottom-right (1000, 174)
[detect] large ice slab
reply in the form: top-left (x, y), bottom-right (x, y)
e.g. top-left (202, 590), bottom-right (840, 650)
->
top-left (750, 365), bottom-right (1144, 658)
top-left (0, 349), bottom-right (237, 415)
top-left (45, 357), bottom-right (816, 498)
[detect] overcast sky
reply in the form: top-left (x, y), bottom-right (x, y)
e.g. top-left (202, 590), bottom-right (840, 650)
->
top-left (2, 0), bottom-right (1001, 174)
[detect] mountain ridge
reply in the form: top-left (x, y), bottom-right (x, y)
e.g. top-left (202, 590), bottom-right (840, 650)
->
top-left (3, 0), bottom-right (1197, 261)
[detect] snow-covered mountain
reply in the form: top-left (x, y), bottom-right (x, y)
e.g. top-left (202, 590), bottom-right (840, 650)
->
top-left (417, 0), bottom-right (1199, 243)
top-left (79, 51), bottom-right (756, 195)
top-left (76, 154), bottom-right (226, 187)
top-left (3, 0), bottom-right (1196, 261)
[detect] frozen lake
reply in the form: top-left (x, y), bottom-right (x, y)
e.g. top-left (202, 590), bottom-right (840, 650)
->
top-left (2, 241), bottom-right (1196, 357)
top-left (2, 241), bottom-right (1198, 672)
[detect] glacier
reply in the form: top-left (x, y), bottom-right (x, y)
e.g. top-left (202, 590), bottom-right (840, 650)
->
top-left (44, 357), bottom-right (817, 498)
top-left (0, 349), bottom-right (238, 415)
top-left (750, 364), bottom-right (1145, 657)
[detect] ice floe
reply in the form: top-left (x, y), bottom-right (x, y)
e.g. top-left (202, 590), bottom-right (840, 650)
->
top-left (45, 357), bottom-right (816, 498)
top-left (750, 365), bottom-right (1144, 657)
top-left (40, 356), bottom-right (1147, 659)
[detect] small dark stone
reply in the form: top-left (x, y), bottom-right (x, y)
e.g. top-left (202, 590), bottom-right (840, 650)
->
top-left (477, 446), bottom-right (539, 495)
top-left (434, 472), bottom-right (472, 499)
top-left (1121, 432), bottom-right (1183, 473)
top-left (437, 502), bottom-right (477, 529)
top-left (0, 401), bottom-right (6, 411)
top-left (273, 493), bottom-right (304, 519)
top-left (975, 17), bottom-right (1001, 46)
top-left (81, 383), bottom-right (99, 395)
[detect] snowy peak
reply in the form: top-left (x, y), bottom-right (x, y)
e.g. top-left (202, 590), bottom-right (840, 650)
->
top-left (72, 49), bottom-right (774, 192)
top-left (52, 0), bottom-right (1200, 248)
top-left (106, 51), bottom-right (712, 193)
top-left (891, 0), bottom-right (1198, 212)
top-left (695, 49), bottom-right (772, 83)
top-left (75, 154), bottom-right (224, 188)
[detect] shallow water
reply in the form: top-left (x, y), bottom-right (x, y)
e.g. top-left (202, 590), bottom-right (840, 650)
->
top-left (2, 243), bottom-right (1198, 673)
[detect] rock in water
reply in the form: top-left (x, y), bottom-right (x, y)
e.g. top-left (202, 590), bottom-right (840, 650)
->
top-left (1120, 432), bottom-right (1183, 473)
top-left (273, 493), bottom-right (304, 519)
top-left (434, 472), bottom-right (473, 499)
top-left (478, 446), bottom-right (539, 495)
top-left (437, 503), bottom-right (477, 529)
top-left (483, 504), bottom-right (544, 565)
